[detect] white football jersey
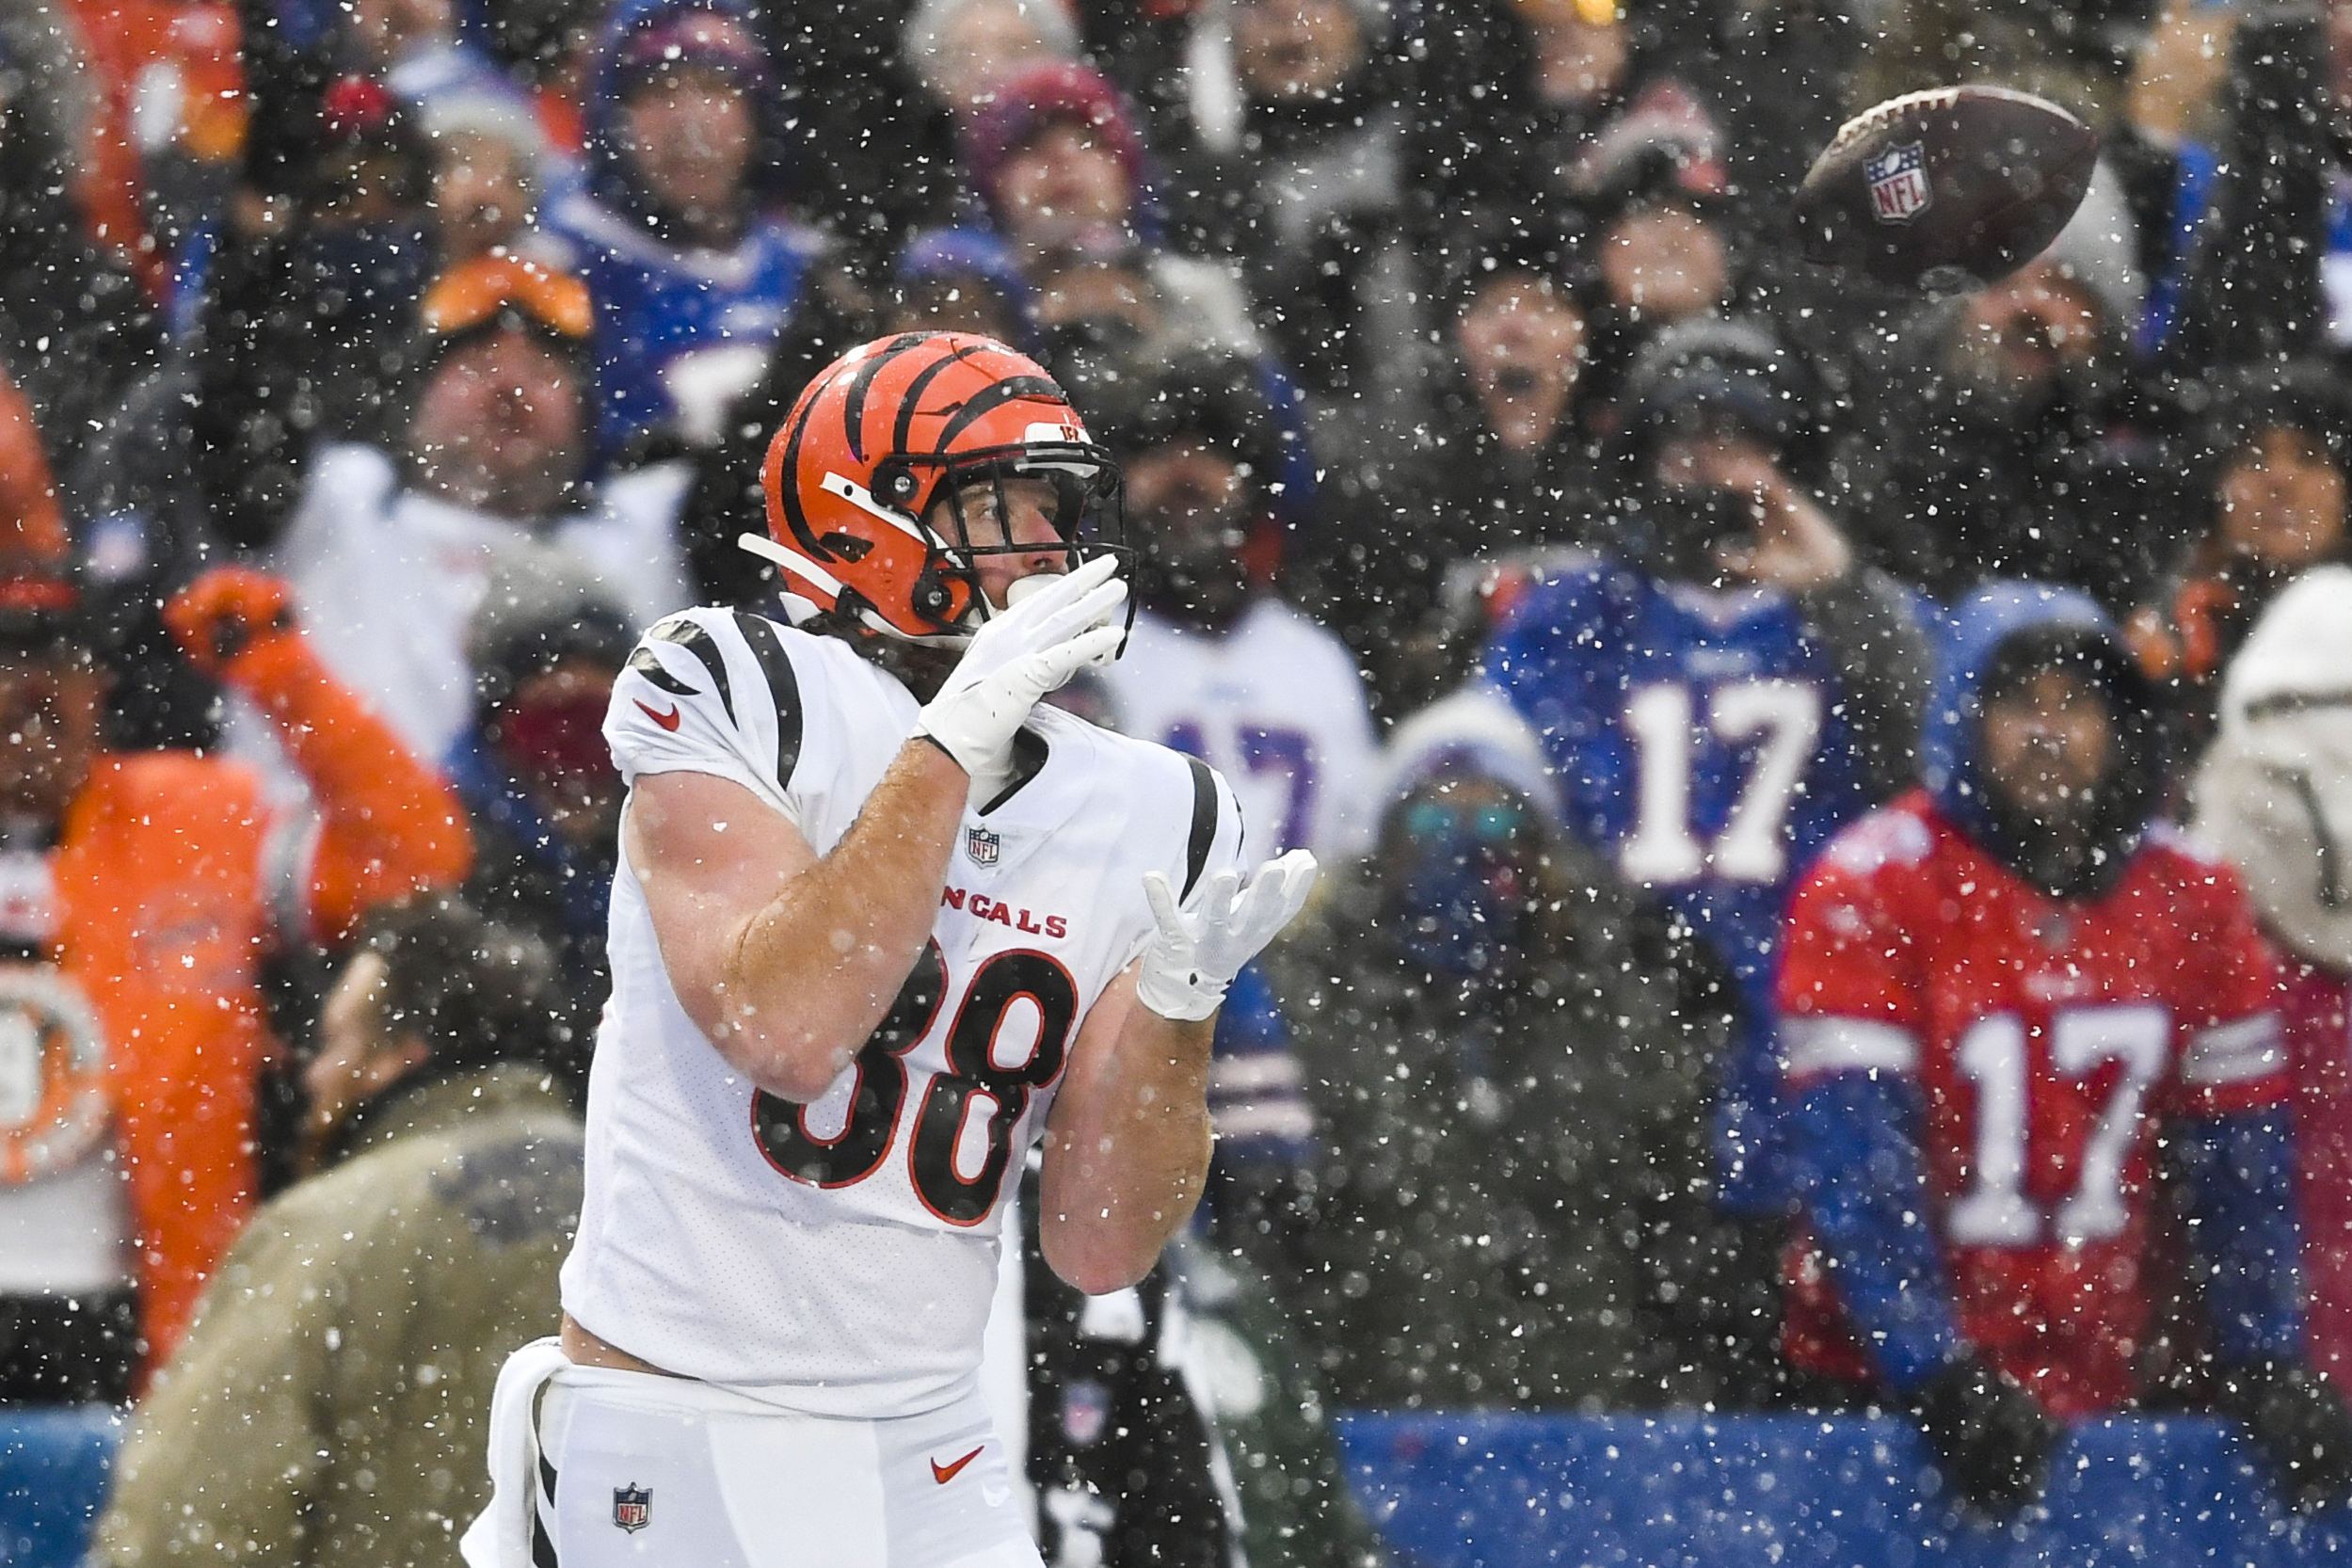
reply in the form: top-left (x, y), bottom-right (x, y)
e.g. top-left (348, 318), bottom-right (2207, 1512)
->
top-left (1097, 600), bottom-right (1380, 861)
top-left (561, 608), bottom-right (1245, 1419)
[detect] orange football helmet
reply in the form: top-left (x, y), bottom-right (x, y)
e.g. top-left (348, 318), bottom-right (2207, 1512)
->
top-left (749, 332), bottom-right (1127, 642)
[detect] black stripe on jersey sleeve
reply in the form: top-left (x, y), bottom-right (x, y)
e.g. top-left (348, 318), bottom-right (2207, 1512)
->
top-left (731, 612), bottom-right (805, 789)
top-left (624, 646), bottom-right (696, 697)
top-left (1183, 756), bottom-right (1218, 900)
top-left (646, 616), bottom-right (737, 724)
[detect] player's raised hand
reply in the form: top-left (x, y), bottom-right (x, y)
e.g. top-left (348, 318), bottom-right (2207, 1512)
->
top-left (914, 553), bottom-right (1126, 778)
top-left (1135, 850), bottom-right (1320, 1022)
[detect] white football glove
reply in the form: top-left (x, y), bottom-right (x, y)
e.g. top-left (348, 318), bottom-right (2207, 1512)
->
top-left (914, 554), bottom-right (1126, 780)
top-left (1134, 850), bottom-right (1320, 1022)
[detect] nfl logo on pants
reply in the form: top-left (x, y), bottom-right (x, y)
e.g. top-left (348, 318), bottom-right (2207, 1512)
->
top-left (613, 1484), bottom-right (651, 1533)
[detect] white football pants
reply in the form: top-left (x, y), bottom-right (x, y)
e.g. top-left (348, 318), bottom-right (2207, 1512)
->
top-left (465, 1344), bottom-right (1043, 1568)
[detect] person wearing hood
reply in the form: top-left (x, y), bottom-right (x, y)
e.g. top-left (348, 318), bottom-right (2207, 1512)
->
top-left (1481, 328), bottom-right (1930, 1390)
top-left (1094, 354), bottom-right (1379, 868)
top-left (186, 73), bottom-right (438, 540)
top-left (1401, 0), bottom-right (1724, 249)
top-left (1777, 583), bottom-right (2352, 1514)
top-left (1149, 0), bottom-right (1419, 424)
top-left (539, 0), bottom-right (824, 460)
top-left (1256, 694), bottom-right (1732, 1411)
top-left (448, 559), bottom-right (635, 1096)
top-left (92, 894), bottom-right (581, 1568)
top-left (0, 554), bottom-right (470, 1398)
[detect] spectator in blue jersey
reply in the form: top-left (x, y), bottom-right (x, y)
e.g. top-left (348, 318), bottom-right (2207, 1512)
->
top-left (541, 0), bottom-right (824, 460)
top-left (1482, 330), bottom-right (1930, 1401)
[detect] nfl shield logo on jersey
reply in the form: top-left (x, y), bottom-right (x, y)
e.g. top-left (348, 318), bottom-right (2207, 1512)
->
top-left (613, 1483), bottom-right (651, 1533)
top-left (1865, 140), bottom-right (1930, 222)
top-left (965, 825), bottom-right (1000, 867)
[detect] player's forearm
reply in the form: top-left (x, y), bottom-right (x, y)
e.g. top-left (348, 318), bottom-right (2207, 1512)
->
top-left (717, 740), bottom-right (967, 1100)
top-left (1039, 1008), bottom-right (1216, 1296)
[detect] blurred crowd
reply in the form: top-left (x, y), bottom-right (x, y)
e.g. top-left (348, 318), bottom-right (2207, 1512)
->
top-left (10, 0), bottom-right (2352, 1558)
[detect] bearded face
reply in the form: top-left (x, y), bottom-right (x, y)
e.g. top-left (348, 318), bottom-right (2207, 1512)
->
top-left (1124, 440), bottom-right (1255, 628)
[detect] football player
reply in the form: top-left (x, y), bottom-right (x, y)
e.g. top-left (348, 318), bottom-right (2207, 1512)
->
top-left (1778, 583), bottom-right (2352, 1513)
top-left (460, 332), bottom-right (1315, 1568)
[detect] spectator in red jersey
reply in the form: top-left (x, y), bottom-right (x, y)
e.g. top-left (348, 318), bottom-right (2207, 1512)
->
top-left (1777, 582), bottom-right (2352, 1513)
top-left (2193, 564), bottom-right (2352, 1394)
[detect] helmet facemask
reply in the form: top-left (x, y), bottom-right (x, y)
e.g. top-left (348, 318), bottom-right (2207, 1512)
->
top-left (892, 439), bottom-right (1135, 644)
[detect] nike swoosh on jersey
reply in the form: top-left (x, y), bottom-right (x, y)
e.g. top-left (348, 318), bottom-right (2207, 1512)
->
top-left (930, 1445), bottom-right (984, 1484)
top-left (635, 699), bottom-right (682, 731)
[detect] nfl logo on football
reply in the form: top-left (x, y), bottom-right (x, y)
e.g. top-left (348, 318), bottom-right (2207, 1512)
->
top-left (612, 1483), bottom-right (651, 1533)
top-left (1865, 140), bottom-right (1930, 223)
top-left (966, 825), bottom-right (1000, 867)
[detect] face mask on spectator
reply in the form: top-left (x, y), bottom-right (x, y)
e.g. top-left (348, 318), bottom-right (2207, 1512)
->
top-left (1389, 793), bottom-right (1536, 981)
top-left (497, 687), bottom-right (614, 793)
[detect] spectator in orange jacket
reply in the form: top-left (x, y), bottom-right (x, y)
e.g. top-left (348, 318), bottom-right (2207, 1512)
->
top-left (0, 558), bottom-right (470, 1400)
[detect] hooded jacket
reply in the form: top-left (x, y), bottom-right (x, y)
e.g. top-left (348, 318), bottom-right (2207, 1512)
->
top-left (541, 0), bottom-right (820, 457)
top-left (1256, 701), bottom-right (1734, 1411)
top-left (1781, 583), bottom-right (2305, 1413)
top-left (1921, 582), bottom-right (2160, 901)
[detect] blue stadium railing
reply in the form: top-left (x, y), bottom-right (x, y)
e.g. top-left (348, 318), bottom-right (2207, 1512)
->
top-left (10, 1407), bottom-right (2352, 1565)
top-left (3, 1406), bottom-right (117, 1568)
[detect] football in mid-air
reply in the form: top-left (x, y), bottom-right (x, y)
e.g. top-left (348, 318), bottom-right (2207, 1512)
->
top-left (1792, 86), bottom-right (2099, 294)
